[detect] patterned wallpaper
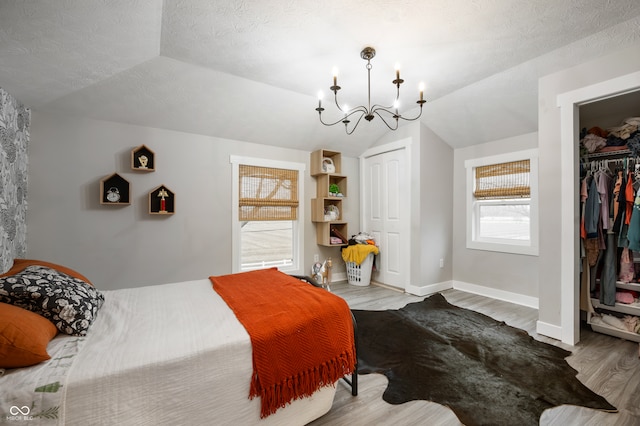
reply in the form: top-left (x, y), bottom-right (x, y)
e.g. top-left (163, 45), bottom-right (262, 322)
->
top-left (0, 86), bottom-right (29, 273)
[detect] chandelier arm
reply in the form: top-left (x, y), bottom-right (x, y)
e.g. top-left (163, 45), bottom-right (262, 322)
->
top-left (371, 102), bottom-right (425, 122)
top-left (345, 110), bottom-right (368, 135)
top-left (372, 110), bottom-right (399, 131)
top-left (318, 113), bottom-right (353, 127)
top-left (319, 105), bottom-right (369, 126)
top-left (347, 105), bottom-right (370, 115)
top-left (318, 105), bottom-right (370, 127)
top-left (331, 86), bottom-right (371, 115)
top-left (332, 92), bottom-right (343, 111)
top-left (371, 103), bottom-right (396, 111)
top-left (396, 106), bottom-right (424, 122)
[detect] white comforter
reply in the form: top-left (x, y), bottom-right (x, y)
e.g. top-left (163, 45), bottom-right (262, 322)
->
top-left (7, 279), bottom-right (336, 425)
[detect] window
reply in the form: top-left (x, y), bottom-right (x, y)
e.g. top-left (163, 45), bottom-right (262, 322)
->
top-left (230, 156), bottom-right (305, 273)
top-left (465, 150), bottom-right (538, 255)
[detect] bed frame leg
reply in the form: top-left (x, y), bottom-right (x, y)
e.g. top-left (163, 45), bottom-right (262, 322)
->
top-left (340, 310), bottom-right (358, 396)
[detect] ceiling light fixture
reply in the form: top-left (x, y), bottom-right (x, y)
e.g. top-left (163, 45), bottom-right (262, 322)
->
top-left (316, 46), bottom-right (426, 135)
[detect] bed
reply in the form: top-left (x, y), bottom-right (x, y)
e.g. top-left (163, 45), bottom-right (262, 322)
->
top-left (0, 262), bottom-right (356, 425)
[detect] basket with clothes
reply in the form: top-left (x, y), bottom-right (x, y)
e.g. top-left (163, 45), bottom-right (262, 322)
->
top-left (341, 233), bottom-right (379, 286)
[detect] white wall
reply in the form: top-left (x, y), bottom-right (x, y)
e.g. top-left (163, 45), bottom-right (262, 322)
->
top-left (538, 42), bottom-right (640, 336)
top-left (452, 133), bottom-right (539, 300)
top-left (27, 111), bottom-right (359, 289)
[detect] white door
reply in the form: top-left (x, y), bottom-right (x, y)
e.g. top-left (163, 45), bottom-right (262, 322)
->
top-left (362, 147), bottom-right (409, 290)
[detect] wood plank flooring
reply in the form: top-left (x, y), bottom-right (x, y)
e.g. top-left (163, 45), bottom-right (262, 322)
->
top-left (308, 282), bottom-right (640, 426)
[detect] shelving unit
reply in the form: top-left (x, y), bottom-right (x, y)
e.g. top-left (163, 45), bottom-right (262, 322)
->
top-left (311, 149), bottom-right (348, 247)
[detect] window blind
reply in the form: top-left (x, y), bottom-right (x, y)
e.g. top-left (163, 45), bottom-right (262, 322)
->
top-left (474, 159), bottom-right (530, 199)
top-left (238, 165), bottom-right (299, 221)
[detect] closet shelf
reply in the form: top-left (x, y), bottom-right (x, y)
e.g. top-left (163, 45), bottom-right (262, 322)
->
top-left (595, 279), bottom-right (640, 291)
top-left (616, 282), bottom-right (640, 292)
top-left (588, 319), bottom-right (640, 343)
top-left (582, 149), bottom-right (631, 159)
top-left (591, 298), bottom-right (640, 316)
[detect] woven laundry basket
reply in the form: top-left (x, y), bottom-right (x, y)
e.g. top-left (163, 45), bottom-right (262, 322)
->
top-left (346, 253), bottom-right (374, 286)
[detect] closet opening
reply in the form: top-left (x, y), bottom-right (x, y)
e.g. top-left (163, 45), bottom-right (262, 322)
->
top-left (578, 90), bottom-right (640, 344)
top-left (558, 71), bottom-right (640, 346)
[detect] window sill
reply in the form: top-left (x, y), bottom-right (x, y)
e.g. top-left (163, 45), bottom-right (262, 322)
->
top-left (466, 240), bottom-right (538, 256)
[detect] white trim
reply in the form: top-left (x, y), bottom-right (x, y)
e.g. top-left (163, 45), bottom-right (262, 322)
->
top-left (229, 155), bottom-right (306, 275)
top-left (556, 70), bottom-right (640, 346)
top-left (465, 149), bottom-right (539, 256)
top-left (331, 272), bottom-right (347, 283)
top-left (406, 280), bottom-right (453, 297)
top-left (359, 138), bottom-right (413, 159)
top-left (452, 280), bottom-right (539, 309)
top-left (230, 155), bottom-right (307, 172)
top-left (464, 149), bottom-right (538, 169)
top-left (557, 72), bottom-right (640, 107)
top-left (535, 321), bottom-right (563, 341)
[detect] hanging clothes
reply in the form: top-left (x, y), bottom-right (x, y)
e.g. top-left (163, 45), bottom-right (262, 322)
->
top-left (584, 176), bottom-right (600, 238)
top-left (628, 184), bottom-right (640, 251)
top-left (597, 170), bottom-right (613, 231)
top-left (612, 170), bottom-right (624, 233)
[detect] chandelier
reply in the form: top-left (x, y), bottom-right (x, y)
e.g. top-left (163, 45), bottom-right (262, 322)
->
top-left (315, 46), bottom-right (426, 135)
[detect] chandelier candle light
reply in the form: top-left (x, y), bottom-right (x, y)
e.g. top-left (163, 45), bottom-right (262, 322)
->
top-left (316, 46), bottom-right (426, 134)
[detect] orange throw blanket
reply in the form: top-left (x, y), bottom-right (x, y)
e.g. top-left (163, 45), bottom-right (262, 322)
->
top-left (210, 268), bottom-right (356, 418)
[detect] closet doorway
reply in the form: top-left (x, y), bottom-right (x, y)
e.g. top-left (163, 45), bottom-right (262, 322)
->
top-left (360, 140), bottom-right (410, 290)
top-left (558, 71), bottom-right (640, 345)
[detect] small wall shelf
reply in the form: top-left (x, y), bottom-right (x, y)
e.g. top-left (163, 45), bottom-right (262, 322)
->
top-left (311, 149), bottom-right (341, 176)
top-left (149, 184), bottom-right (175, 215)
top-left (315, 174), bottom-right (347, 197)
top-left (100, 173), bottom-right (131, 205)
top-left (131, 144), bottom-right (155, 172)
top-left (311, 198), bottom-right (343, 222)
top-left (315, 222), bottom-right (348, 246)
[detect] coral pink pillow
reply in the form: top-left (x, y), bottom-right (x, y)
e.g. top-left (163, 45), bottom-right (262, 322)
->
top-left (0, 302), bottom-right (58, 368)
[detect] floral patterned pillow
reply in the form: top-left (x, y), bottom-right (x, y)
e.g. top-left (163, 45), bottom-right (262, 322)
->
top-left (0, 265), bottom-right (104, 336)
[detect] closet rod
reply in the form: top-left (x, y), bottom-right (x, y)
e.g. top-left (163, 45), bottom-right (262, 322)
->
top-left (584, 156), bottom-right (640, 170)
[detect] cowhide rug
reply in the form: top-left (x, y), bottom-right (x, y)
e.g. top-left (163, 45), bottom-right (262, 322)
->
top-left (352, 293), bottom-right (617, 426)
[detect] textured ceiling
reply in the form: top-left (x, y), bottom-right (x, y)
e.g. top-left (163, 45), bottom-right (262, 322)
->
top-left (1, 0), bottom-right (640, 155)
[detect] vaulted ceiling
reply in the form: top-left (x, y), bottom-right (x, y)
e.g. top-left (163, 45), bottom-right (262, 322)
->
top-left (1, 0), bottom-right (640, 156)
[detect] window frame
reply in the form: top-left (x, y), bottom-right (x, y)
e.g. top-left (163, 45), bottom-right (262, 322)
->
top-left (230, 155), bottom-right (305, 274)
top-left (465, 149), bottom-right (539, 256)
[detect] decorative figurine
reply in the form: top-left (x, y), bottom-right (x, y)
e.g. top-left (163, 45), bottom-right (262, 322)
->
top-left (158, 188), bottom-right (168, 213)
top-left (138, 155), bottom-right (148, 169)
top-left (320, 258), bottom-right (333, 291)
top-left (312, 262), bottom-right (323, 285)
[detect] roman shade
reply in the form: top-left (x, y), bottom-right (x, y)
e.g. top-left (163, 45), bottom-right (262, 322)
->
top-left (473, 159), bottom-right (530, 200)
top-left (238, 165), bottom-right (299, 221)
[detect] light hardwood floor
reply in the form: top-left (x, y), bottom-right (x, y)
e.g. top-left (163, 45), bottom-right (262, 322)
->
top-left (308, 282), bottom-right (640, 426)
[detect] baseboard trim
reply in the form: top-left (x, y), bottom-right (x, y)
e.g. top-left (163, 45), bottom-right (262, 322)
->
top-left (332, 272), bottom-right (347, 283)
top-left (405, 280), bottom-right (453, 297)
top-left (452, 280), bottom-right (539, 309)
top-left (535, 320), bottom-right (563, 341)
